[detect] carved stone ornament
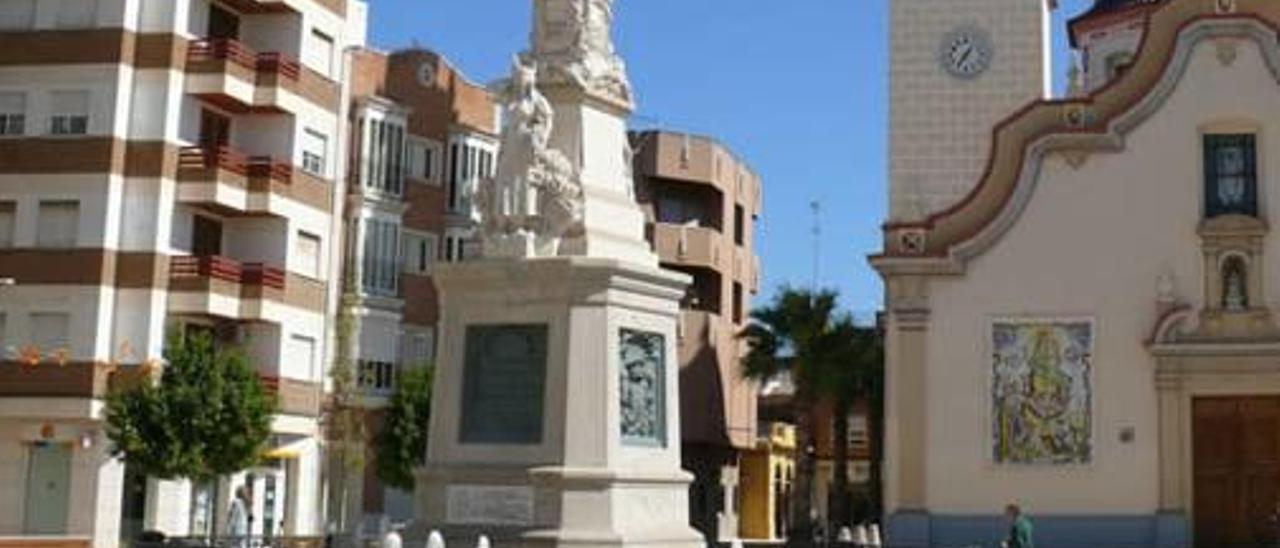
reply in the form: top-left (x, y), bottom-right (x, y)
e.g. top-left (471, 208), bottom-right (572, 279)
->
top-left (1061, 149), bottom-right (1091, 170)
top-left (472, 56), bottom-right (584, 259)
top-left (531, 0), bottom-right (634, 107)
top-left (1215, 0), bottom-right (1237, 15)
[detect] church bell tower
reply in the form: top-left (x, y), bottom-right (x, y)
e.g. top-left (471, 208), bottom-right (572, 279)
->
top-left (888, 0), bottom-right (1055, 221)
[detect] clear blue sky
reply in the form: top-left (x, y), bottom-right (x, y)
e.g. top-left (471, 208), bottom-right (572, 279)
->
top-left (369, 0), bottom-right (1094, 320)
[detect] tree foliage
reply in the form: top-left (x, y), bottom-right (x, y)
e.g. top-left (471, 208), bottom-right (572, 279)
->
top-left (739, 286), bottom-right (884, 541)
top-left (104, 332), bottom-right (276, 481)
top-left (375, 364), bottom-right (434, 491)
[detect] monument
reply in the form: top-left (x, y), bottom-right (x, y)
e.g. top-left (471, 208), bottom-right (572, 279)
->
top-left (414, 1), bottom-right (702, 546)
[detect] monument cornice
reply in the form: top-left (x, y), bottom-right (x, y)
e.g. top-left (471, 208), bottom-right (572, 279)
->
top-left (874, 2), bottom-right (1280, 279)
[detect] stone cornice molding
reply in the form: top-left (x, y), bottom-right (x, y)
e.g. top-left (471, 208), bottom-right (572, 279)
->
top-left (874, 2), bottom-right (1280, 279)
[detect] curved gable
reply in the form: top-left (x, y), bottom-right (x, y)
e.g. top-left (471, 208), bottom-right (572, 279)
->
top-left (875, 0), bottom-right (1280, 272)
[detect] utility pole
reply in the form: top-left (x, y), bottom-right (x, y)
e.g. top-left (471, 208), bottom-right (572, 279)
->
top-left (810, 200), bottom-right (821, 292)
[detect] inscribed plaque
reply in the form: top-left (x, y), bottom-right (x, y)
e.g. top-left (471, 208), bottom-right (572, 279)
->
top-left (460, 324), bottom-right (548, 444)
top-left (445, 485), bottom-right (534, 526)
top-left (619, 328), bottom-right (665, 447)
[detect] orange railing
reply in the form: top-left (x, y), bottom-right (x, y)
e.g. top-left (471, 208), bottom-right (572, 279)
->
top-left (188, 38), bottom-right (302, 82)
top-left (170, 255), bottom-right (244, 283)
top-left (179, 146), bottom-right (249, 175)
top-left (256, 52), bottom-right (301, 81)
top-left (248, 156), bottom-right (293, 183)
top-left (187, 38), bottom-right (258, 70)
top-left (241, 262), bottom-right (286, 290)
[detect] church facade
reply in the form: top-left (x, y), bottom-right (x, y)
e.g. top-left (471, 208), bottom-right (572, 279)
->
top-left (875, 0), bottom-right (1280, 546)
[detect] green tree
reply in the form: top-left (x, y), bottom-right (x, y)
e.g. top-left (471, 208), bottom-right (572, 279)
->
top-left (374, 365), bottom-right (434, 491)
top-left (739, 287), bottom-right (840, 545)
top-left (323, 290), bottom-right (367, 533)
top-left (105, 331), bottom-right (275, 481)
top-left (824, 319), bottom-right (884, 530)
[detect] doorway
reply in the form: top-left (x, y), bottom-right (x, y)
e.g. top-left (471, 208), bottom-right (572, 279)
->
top-left (199, 109), bottom-right (231, 152)
top-left (119, 466), bottom-right (148, 545)
top-left (192, 215), bottom-right (223, 257)
top-left (1193, 396), bottom-right (1280, 547)
top-left (24, 442), bottom-right (72, 535)
top-left (207, 3), bottom-right (240, 40)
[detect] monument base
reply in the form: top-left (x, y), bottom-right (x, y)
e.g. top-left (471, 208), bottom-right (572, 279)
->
top-left (415, 257), bottom-right (701, 548)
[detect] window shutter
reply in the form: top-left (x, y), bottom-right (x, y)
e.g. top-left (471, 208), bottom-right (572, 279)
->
top-left (0, 0), bottom-right (36, 30)
top-left (50, 91), bottom-right (89, 116)
top-left (0, 92), bottom-right (24, 114)
top-left (0, 202), bottom-right (14, 247)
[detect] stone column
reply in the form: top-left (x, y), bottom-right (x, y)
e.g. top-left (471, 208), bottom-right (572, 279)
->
top-left (1154, 361), bottom-right (1190, 548)
top-left (883, 276), bottom-right (931, 548)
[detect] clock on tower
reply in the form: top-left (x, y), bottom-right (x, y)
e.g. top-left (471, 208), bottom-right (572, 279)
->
top-left (888, 0), bottom-right (1054, 221)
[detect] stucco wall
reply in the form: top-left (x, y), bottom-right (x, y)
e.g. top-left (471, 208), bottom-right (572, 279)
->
top-left (922, 34), bottom-right (1280, 514)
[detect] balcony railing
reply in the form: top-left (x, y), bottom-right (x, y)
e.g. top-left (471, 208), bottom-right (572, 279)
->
top-left (180, 146), bottom-right (249, 176)
top-left (187, 38), bottom-right (301, 82)
top-left (241, 262), bottom-right (286, 290)
top-left (171, 255), bottom-right (243, 283)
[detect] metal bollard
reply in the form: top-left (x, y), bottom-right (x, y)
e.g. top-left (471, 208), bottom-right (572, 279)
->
top-left (427, 530), bottom-right (446, 548)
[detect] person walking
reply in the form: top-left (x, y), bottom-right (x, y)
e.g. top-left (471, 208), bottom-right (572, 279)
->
top-left (1002, 504), bottom-right (1034, 548)
top-left (227, 486), bottom-right (251, 548)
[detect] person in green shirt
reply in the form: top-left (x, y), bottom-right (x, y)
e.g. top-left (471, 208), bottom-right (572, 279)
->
top-left (1002, 503), bottom-right (1035, 548)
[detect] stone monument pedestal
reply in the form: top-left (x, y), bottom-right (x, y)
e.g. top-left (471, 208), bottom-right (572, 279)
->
top-left (415, 257), bottom-right (702, 548)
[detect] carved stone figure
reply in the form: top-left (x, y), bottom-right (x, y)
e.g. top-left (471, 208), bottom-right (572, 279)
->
top-left (532, 0), bottom-right (633, 106)
top-left (472, 56), bottom-right (583, 258)
top-left (1223, 258), bottom-right (1248, 311)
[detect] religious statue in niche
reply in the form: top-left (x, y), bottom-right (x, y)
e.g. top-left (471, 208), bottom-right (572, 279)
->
top-left (531, 0), bottom-right (633, 106)
top-left (619, 329), bottom-right (665, 445)
top-left (1223, 256), bottom-right (1249, 311)
top-left (992, 320), bottom-right (1093, 465)
top-left (471, 56), bottom-right (583, 259)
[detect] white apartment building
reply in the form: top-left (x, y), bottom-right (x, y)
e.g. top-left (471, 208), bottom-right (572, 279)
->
top-left (0, 0), bottom-right (367, 546)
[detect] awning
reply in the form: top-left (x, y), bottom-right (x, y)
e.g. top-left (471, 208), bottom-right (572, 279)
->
top-left (262, 438), bottom-right (309, 460)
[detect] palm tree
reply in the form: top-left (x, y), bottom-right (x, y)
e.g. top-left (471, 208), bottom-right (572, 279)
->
top-left (824, 318), bottom-right (884, 531)
top-left (739, 286), bottom-right (841, 545)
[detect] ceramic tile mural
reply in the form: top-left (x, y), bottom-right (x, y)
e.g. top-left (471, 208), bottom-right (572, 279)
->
top-left (992, 320), bottom-right (1093, 465)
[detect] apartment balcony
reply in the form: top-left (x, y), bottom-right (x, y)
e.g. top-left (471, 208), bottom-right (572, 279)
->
top-left (168, 255), bottom-right (288, 323)
top-left (186, 38), bottom-right (339, 114)
top-left (653, 223), bottom-right (722, 272)
top-left (177, 146), bottom-right (331, 215)
top-left (259, 375), bottom-right (322, 417)
top-left (732, 247), bottom-right (761, 294)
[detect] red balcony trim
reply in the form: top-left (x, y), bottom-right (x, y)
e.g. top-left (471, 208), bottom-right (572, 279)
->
top-left (247, 156), bottom-right (293, 184)
top-left (188, 38), bottom-right (257, 70)
top-left (241, 263), bottom-right (286, 290)
top-left (170, 255), bottom-right (243, 283)
top-left (256, 52), bottom-right (300, 81)
top-left (179, 146), bottom-right (248, 175)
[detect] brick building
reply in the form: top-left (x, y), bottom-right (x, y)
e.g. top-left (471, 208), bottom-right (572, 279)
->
top-left (342, 46), bottom-right (497, 528)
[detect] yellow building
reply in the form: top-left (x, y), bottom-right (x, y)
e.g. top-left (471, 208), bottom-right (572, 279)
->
top-left (739, 422), bottom-right (797, 541)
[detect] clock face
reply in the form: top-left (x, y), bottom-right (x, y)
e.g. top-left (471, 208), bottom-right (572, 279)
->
top-left (417, 63), bottom-right (437, 87)
top-left (940, 27), bottom-right (993, 79)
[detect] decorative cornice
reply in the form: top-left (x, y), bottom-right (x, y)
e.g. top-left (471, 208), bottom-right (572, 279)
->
top-left (877, 2), bottom-right (1280, 278)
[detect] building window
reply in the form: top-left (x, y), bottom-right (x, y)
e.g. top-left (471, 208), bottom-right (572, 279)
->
top-left (37, 201), bottom-right (78, 248)
top-left (0, 313), bottom-right (7, 348)
top-left (49, 91), bottom-right (89, 136)
top-left (1204, 134), bottom-right (1257, 218)
top-left (0, 92), bottom-right (25, 136)
top-left (295, 231), bottom-right (321, 279)
top-left (301, 128), bottom-right (328, 176)
top-left (441, 233), bottom-right (468, 263)
top-left (30, 312), bottom-right (71, 351)
top-left (0, 0), bottom-right (35, 30)
top-left (306, 28), bottom-right (335, 78)
top-left (400, 331), bottom-right (434, 367)
top-left (402, 231), bottom-right (437, 275)
top-left (0, 201), bottom-right (14, 247)
top-left (407, 139), bottom-right (440, 184)
top-left (361, 218), bottom-right (400, 296)
top-left (358, 359), bottom-right (396, 393)
top-left (55, 0), bottom-right (96, 29)
top-left (734, 204), bottom-right (745, 246)
top-left (361, 117), bottom-right (405, 196)
top-left (732, 282), bottom-right (744, 324)
top-left (290, 334), bottom-right (318, 380)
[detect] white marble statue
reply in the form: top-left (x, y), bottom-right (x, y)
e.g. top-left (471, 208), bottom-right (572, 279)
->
top-left (532, 0), bottom-right (633, 106)
top-left (472, 56), bottom-right (583, 258)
